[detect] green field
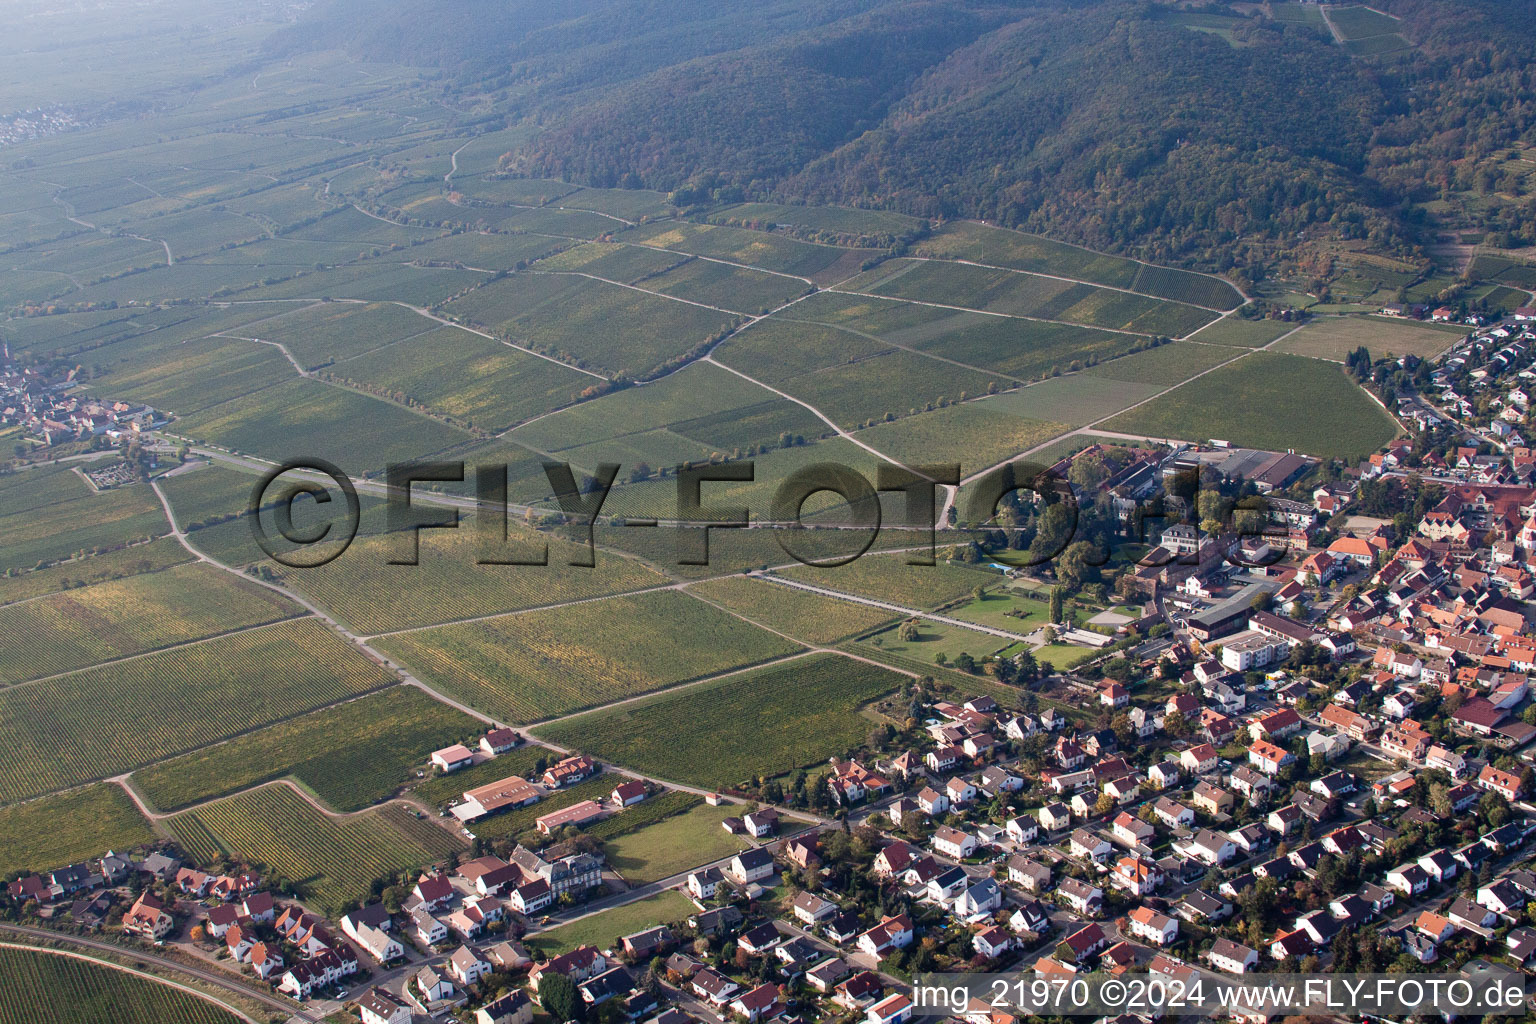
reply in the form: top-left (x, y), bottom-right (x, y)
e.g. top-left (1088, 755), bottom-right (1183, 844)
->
top-left (858, 617), bottom-right (1020, 666)
top-left (131, 686), bottom-right (485, 813)
top-left (1326, 5), bottom-right (1402, 40)
top-left (602, 800), bottom-right (752, 884)
top-left (525, 888), bottom-right (697, 956)
top-left (374, 589), bottom-right (802, 724)
top-left (0, 619), bottom-right (394, 804)
top-left (0, 562), bottom-right (300, 685)
top-left (0, 946), bottom-right (244, 1024)
top-left (687, 576), bottom-right (897, 644)
top-left (1102, 351), bottom-right (1400, 460)
top-left (0, 784), bottom-right (157, 879)
top-left (1271, 315), bottom-right (1464, 361)
top-left (253, 300), bottom-right (442, 369)
top-left (538, 653), bottom-right (905, 789)
top-left (168, 784), bottom-right (462, 916)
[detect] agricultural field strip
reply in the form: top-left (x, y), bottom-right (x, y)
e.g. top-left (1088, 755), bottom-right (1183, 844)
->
top-left (908, 254), bottom-right (1234, 312)
top-left (753, 573), bottom-right (1039, 646)
top-left (1, 614), bottom-right (313, 692)
top-left (949, 319), bottom-right (1305, 493)
top-left (525, 268), bottom-right (742, 315)
top-left (356, 580), bottom-right (688, 640)
top-left (445, 193), bottom-right (636, 228)
top-left (769, 311), bottom-right (1032, 382)
top-left (0, 942), bottom-right (258, 1024)
top-left (826, 285), bottom-right (1155, 338)
top-left (495, 287), bottom-right (826, 438)
top-left (701, 353), bottom-right (928, 478)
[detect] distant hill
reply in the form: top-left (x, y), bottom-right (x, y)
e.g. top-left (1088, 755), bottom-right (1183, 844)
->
top-left (274, 0), bottom-right (1536, 277)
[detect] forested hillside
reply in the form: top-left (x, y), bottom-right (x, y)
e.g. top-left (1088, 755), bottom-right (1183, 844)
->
top-left (272, 0), bottom-right (1536, 274)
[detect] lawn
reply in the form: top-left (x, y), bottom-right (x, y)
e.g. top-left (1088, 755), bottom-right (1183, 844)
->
top-left (0, 784), bottom-right (157, 879)
top-left (857, 618), bottom-right (1024, 666)
top-left (1271, 315), bottom-right (1464, 361)
top-left (602, 801), bottom-right (752, 884)
top-left (686, 576), bottom-right (897, 644)
top-left (168, 785), bottom-right (462, 916)
top-left (1101, 351), bottom-right (1401, 461)
top-left (374, 589), bottom-right (803, 724)
top-left (0, 619), bottom-right (395, 804)
top-left (131, 686), bottom-right (485, 813)
top-left (525, 889), bottom-right (697, 956)
top-left (0, 946), bottom-right (244, 1024)
top-left (947, 589), bottom-right (1052, 633)
top-left (0, 562), bottom-right (301, 685)
top-left (537, 653), bottom-right (906, 790)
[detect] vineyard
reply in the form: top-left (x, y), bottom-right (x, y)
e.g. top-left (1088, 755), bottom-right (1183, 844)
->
top-left (537, 653), bottom-right (906, 789)
top-left (685, 577), bottom-right (895, 644)
top-left (0, 538), bottom-right (192, 609)
top-left (0, 619), bottom-right (395, 804)
top-left (776, 553), bottom-right (999, 609)
top-left (272, 516), bottom-right (669, 635)
top-left (0, 946), bottom-right (243, 1024)
top-left (0, 784), bottom-right (156, 878)
top-left (0, 562), bottom-right (301, 685)
top-left (167, 785), bottom-right (462, 916)
top-left (375, 589), bottom-right (801, 724)
top-left (132, 686), bottom-right (485, 813)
